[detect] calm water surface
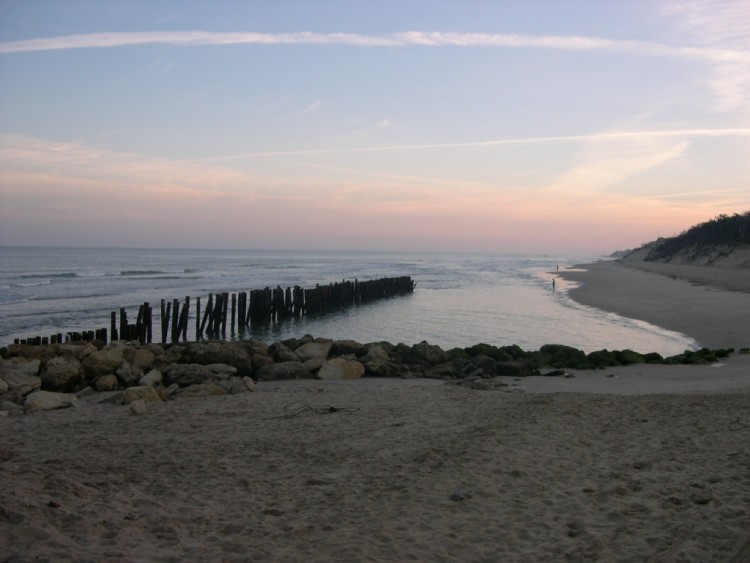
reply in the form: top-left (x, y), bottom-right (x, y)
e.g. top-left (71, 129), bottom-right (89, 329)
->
top-left (0, 247), bottom-right (696, 354)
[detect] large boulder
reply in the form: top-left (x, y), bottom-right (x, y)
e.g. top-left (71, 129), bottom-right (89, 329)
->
top-left (251, 353), bottom-right (274, 371)
top-left (412, 341), bottom-right (447, 365)
top-left (81, 347), bottom-right (126, 379)
top-left (295, 341), bottom-right (332, 362)
top-left (123, 346), bottom-right (156, 375)
top-left (5, 344), bottom-right (57, 362)
top-left (94, 374), bottom-right (119, 391)
top-left (358, 344), bottom-right (400, 377)
top-left (539, 344), bottom-right (588, 369)
top-left (317, 358), bottom-right (365, 380)
top-left (255, 361), bottom-right (311, 381)
top-left (203, 364), bottom-right (238, 379)
top-left (360, 345), bottom-right (390, 363)
top-left (220, 376), bottom-right (253, 394)
top-left (24, 390), bottom-right (78, 413)
top-left (116, 362), bottom-right (140, 388)
top-left (269, 342), bottom-right (300, 363)
top-left (0, 358), bottom-right (42, 396)
top-left (40, 356), bottom-right (84, 392)
top-left (185, 342), bottom-right (252, 377)
top-left (363, 359), bottom-right (401, 378)
top-left (57, 343), bottom-right (98, 361)
top-left (139, 369), bottom-right (163, 387)
top-left (163, 364), bottom-right (215, 388)
top-left (330, 340), bottom-right (366, 358)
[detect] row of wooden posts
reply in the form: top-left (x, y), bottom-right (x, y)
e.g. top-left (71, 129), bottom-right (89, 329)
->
top-left (12, 276), bottom-right (416, 346)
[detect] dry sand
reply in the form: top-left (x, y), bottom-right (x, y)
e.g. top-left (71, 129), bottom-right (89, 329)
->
top-left (2, 259), bottom-right (750, 562)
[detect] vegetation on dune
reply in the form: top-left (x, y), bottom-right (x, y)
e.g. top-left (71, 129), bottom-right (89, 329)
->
top-left (646, 212), bottom-right (750, 261)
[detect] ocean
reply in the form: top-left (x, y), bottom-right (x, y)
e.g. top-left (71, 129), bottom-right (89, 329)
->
top-left (0, 246), bottom-right (696, 355)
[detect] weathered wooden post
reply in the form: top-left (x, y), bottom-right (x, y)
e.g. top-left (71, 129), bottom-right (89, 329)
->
top-left (177, 296), bottom-right (190, 341)
top-left (200, 293), bottom-right (213, 337)
top-left (169, 298), bottom-right (178, 342)
top-left (119, 308), bottom-right (127, 342)
top-left (195, 296), bottom-right (201, 340)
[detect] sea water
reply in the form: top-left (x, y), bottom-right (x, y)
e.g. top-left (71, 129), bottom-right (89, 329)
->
top-left (0, 246), bottom-right (696, 355)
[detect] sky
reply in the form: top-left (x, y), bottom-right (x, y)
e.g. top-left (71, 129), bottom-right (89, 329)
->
top-left (0, 0), bottom-right (749, 255)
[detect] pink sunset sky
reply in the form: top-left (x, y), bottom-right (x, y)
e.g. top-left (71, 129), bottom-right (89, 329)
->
top-left (1, 1), bottom-right (749, 254)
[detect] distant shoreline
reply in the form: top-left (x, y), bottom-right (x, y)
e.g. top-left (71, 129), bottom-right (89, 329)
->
top-left (559, 259), bottom-right (750, 350)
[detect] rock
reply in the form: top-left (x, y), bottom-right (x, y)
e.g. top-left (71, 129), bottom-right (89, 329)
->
top-left (186, 342), bottom-right (252, 376)
top-left (255, 361), bottom-right (311, 381)
top-left (81, 348), bottom-right (125, 380)
top-left (139, 369), bottom-right (163, 387)
top-left (5, 344), bottom-right (57, 362)
top-left (424, 363), bottom-right (456, 379)
top-left (220, 376), bottom-right (251, 394)
top-left (295, 341), bottom-right (332, 362)
top-left (123, 346), bottom-right (156, 375)
top-left (40, 356), bottom-right (84, 392)
top-left (177, 383), bottom-right (226, 398)
top-left (303, 356), bottom-right (327, 372)
top-left (129, 399), bottom-right (147, 415)
top-left (465, 355), bottom-right (496, 377)
top-left (330, 340), bottom-right (366, 357)
top-left (363, 359), bottom-right (401, 378)
top-left (57, 343), bottom-right (98, 360)
top-left (0, 378), bottom-right (7, 394)
top-left (24, 390), bottom-right (78, 413)
top-left (205, 363), bottom-right (238, 379)
top-left (412, 341), bottom-right (447, 365)
top-left (360, 345), bottom-right (390, 363)
top-left (163, 364), bottom-right (215, 387)
top-left (242, 376), bottom-right (257, 392)
top-left (1, 357), bottom-right (41, 378)
top-left (389, 343), bottom-right (415, 363)
top-left (116, 361), bottom-right (140, 388)
top-left (269, 343), bottom-right (300, 363)
top-left (122, 386), bottom-right (162, 405)
top-left (539, 344), bottom-right (589, 369)
top-left (317, 358), bottom-right (365, 380)
top-left (237, 339), bottom-right (269, 357)
top-left (94, 374), bottom-right (119, 391)
top-left (0, 358), bottom-right (42, 396)
top-left (251, 353), bottom-right (274, 371)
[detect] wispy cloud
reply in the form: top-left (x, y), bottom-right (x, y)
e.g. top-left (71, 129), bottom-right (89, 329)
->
top-left (664, 0), bottom-right (750, 110)
top-left (195, 128), bottom-right (750, 161)
top-left (1, 30), bottom-right (747, 65)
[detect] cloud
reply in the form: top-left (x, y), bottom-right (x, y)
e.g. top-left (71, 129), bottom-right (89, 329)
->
top-left (197, 128), bottom-right (750, 161)
top-left (1, 29), bottom-right (747, 64)
top-left (4, 26), bottom-right (748, 111)
top-left (663, 0), bottom-right (750, 110)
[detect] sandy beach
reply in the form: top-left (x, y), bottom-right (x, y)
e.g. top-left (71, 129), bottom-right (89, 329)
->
top-left (2, 259), bottom-right (750, 562)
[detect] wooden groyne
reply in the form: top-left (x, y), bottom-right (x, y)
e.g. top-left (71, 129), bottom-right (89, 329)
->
top-left (11, 276), bottom-right (416, 346)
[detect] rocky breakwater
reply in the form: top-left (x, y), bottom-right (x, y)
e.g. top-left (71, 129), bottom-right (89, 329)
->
top-left (1, 337), bottom-right (737, 415)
